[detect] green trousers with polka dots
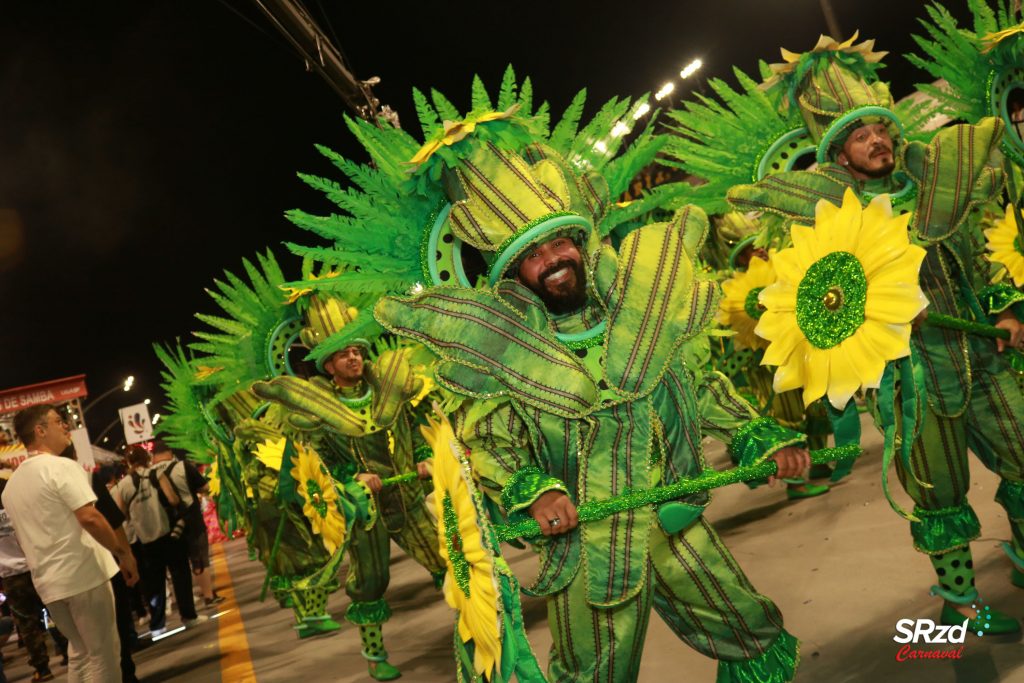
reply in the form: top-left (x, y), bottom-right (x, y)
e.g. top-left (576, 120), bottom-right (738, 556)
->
top-left (546, 519), bottom-right (798, 683)
top-left (896, 353), bottom-right (1024, 598)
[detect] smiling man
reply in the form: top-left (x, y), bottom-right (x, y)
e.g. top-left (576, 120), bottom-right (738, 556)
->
top-left (375, 135), bottom-right (816, 682)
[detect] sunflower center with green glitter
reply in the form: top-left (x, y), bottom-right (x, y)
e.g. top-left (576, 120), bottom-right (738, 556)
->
top-left (442, 493), bottom-right (471, 598)
top-left (744, 287), bottom-right (766, 320)
top-left (795, 251), bottom-right (867, 349)
top-left (306, 480), bottom-right (328, 518)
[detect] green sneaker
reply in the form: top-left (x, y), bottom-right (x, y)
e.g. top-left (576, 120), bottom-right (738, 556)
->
top-left (786, 483), bottom-right (830, 500)
top-left (368, 660), bottom-right (402, 681)
top-left (940, 603), bottom-right (1021, 636)
top-left (295, 616), bottom-right (341, 639)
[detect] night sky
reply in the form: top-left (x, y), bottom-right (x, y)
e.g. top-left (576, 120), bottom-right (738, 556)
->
top-left (0, 1), bottom-right (970, 442)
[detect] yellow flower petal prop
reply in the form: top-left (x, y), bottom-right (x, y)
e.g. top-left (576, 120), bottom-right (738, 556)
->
top-left (290, 441), bottom-right (347, 554)
top-left (408, 105), bottom-right (520, 167)
top-left (279, 270), bottom-right (340, 304)
top-left (420, 411), bottom-right (501, 680)
top-left (981, 23), bottom-right (1024, 53)
top-left (717, 253), bottom-right (778, 350)
top-left (983, 203), bottom-right (1024, 287)
top-left (207, 460), bottom-right (221, 497)
top-left (254, 437), bottom-right (286, 471)
top-left (765, 31), bottom-right (888, 89)
top-left (755, 188), bottom-right (927, 408)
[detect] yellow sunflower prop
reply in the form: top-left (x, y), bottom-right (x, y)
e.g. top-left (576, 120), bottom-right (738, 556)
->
top-left (756, 188), bottom-right (927, 408)
top-left (718, 253), bottom-right (777, 350)
top-left (984, 203), bottom-right (1024, 287)
top-left (254, 437), bottom-right (286, 471)
top-left (290, 440), bottom-right (348, 554)
top-left (420, 411), bottom-right (502, 680)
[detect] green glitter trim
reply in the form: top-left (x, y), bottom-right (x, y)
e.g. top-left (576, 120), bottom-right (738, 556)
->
top-left (926, 312), bottom-right (1010, 340)
top-left (442, 493), bottom-right (471, 598)
top-left (500, 466), bottom-right (568, 513)
top-left (728, 416), bottom-right (805, 468)
top-left (345, 598), bottom-right (392, 625)
top-left (795, 251), bottom-right (867, 350)
top-left (337, 388), bottom-right (373, 409)
top-left (305, 479), bottom-right (328, 518)
top-left (910, 503), bottom-right (982, 555)
top-left (743, 287), bottom-right (766, 321)
top-left (494, 445), bottom-right (858, 542)
top-left (996, 480), bottom-right (1024, 522)
top-left (413, 443), bottom-right (434, 462)
top-left (716, 629), bottom-right (799, 683)
top-left (976, 284), bottom-right (1024, 317)
top-left (379, 471), bottom-right (418, 487)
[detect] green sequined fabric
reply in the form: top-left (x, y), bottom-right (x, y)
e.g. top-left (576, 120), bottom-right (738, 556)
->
top-left (910, 502), bottom-right (982, 554)
top-left (978, 283), bottom-right (1024, 319)
top-left (500, 466), bottom-right (568, 513)
top-left (795, 252), bottom-right (867, 349)
top-left (413, 443), bottom-right (434, 463)
top-left (996, 480), bottom-right (1024, 522)
top-left (345, 598), bottom-right (393, 625)
top-left (727, 417), bottom-right (806, 468)
top-left (715, 629), bottom-right (799, 683)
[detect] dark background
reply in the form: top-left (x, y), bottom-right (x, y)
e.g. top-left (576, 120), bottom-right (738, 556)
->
top-left (0, 0), bottom-right (971, 441)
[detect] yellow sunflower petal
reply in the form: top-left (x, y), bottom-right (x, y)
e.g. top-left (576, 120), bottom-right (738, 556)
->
top-left (859, 320), bottom-right (912, 361)
top-left (790, 224), bottom-right (821, 269)
top-left (802, 345), bottom-right (830, 406)
top-left (839, 332), bottom-right (886, 390)
top-left (759, 282), bottom-right (796, 313)
top-left (865, 245), bottom-right (926, 287)
top-left (771, 248), bottom-right (804, 285)
top-left (825, 346), bottom-right (862, 409)
top-left (855, 216), bottom-right (913, 279)
top-left (772, 344), bottom-right (808, 394)
top-left (864, 283), bottom-right (928, 324)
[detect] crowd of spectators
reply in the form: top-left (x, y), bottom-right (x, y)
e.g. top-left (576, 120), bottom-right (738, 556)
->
top-left (0, 405), bottom-right (224, 682)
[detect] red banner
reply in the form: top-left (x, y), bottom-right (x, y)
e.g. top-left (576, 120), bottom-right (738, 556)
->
top-left (0, 375), bottom-right (88, 415)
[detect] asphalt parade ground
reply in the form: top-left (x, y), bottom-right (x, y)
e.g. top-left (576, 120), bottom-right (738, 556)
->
top-left (2, 412), bottom-right (1023, 682)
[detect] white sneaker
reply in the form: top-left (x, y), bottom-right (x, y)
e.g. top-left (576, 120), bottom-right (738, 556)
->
top-left (183, 615), bottom-right (209, 628)
top-left (150, 627), bottom-right (167, 638)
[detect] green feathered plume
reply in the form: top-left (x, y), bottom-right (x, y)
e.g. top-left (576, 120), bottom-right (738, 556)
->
top-left (153, 341), bottom-right (218, 464)
top-left (908, 0), bottom-right (1022, 124)
top-left (662, 65), bottom-right (806, 215)
top-left (189, 249), bottom-right (299, 407)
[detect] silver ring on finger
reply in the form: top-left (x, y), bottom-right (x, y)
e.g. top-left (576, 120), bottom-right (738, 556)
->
top-left (549, 517), bottom-right (561, 527)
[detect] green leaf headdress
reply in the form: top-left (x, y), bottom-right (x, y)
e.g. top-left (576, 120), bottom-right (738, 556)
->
top-left (907, 0), bottom-right (1024, 164)
top-left (153, 341), bottom-right (222, 463)
top-left (284, 66), bottom-right (681, 364)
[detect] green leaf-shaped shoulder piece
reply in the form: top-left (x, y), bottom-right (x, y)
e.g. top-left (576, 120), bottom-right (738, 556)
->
top-left (604, 206), bottom-right (721, 398)
top-left (375, 286), bottom-right (598, 417)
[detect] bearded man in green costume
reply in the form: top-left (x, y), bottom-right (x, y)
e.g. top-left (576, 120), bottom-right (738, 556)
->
top-left (254, 294), bottom-right (445, 681)
top-left (371, 135), bottom-right (815, 682)
top-left (727, 33), bottom-right (1024, 634)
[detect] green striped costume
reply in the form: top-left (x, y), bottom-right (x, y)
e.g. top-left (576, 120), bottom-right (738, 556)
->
top-left (377, 208), bottom-right (802, 682)
top-left (730, 116), bottom-right (1024, 599)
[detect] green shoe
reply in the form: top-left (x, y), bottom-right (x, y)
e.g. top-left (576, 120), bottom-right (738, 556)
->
top-left (786, 483), bottom-right (830, 500)
top-left (368, 661), bottom-right (402, 681)
top-left (808, 463), bottom-right (833, 480)
top-left (295, 616), bottom-right (341, 638)
top-left (940, 603), bottom-right (1021, 636)
top-left (1012, 567), bottom-right (1024, 589)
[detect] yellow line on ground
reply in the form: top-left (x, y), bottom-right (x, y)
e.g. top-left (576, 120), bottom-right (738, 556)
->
top-left (212, 542), bottom-right (258, 682)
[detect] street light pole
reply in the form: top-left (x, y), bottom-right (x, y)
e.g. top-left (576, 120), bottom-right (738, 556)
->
top-left (83, 375), bottom-right (135, 415)
top-left (92, 416), bottom-right (122, 446)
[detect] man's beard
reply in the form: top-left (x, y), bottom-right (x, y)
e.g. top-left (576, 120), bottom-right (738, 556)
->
top-left (850, 149), bottom-right (896, 179)
top-left (528, 259), bottom-right (588, 315)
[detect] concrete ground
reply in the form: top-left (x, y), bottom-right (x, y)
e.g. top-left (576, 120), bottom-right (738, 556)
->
top-left (2, 413), bottom-right (1023, 682)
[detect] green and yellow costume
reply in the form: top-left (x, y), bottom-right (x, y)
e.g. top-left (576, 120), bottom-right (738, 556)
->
top-left (724, 27), bottom-right (1024, 627)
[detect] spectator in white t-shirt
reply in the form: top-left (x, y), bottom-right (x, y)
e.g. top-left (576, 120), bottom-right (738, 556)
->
top-left (3, 405), bottom-right (139, 683)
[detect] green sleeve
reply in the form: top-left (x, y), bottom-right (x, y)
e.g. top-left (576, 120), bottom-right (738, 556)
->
top-left (696, 370), bottom-right (805, 467)
top-left (978, 283), bottom-right (1024, 321)
top-left (456, 398), bottom-right (567, 514)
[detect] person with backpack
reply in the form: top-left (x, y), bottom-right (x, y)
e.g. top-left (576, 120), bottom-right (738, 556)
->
top-left (148, 441), bottom-right (223, 608)
top-left (112, 446), bottom-right (205, 637)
